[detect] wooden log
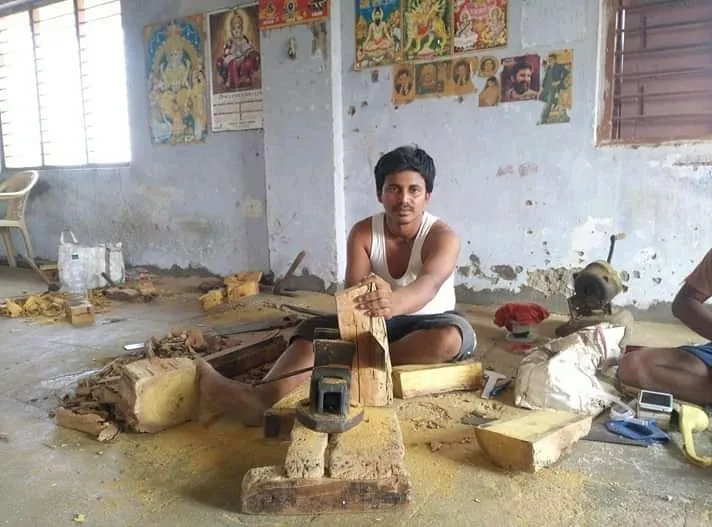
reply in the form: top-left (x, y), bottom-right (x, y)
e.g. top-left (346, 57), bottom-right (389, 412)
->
top-left (225, 271), bottom-right (262, 301)
top-left (328, 407), bottom-right (405, 480)
top-left (264, 383), bottom-right (309, 439)
top-left (55, 408), bottom-right (119, 442)
top-left (392, 361), bottom-right (484, 399)
top-left (284, 420), bottom-right (328, 479)
top-left (202, 332), bottom-right (287, 378)
top-left (335, 283), bottom-right (392, 407)
top-left (474, 410), bottom-right (593, 473)
top-left (116, 357), bottom-right (198, 433)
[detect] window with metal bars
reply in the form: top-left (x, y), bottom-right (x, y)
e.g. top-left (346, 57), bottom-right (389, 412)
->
top-left (0, 0), bottom-right (130, 169)
top-left (598, 0), bottom-right (712, 145)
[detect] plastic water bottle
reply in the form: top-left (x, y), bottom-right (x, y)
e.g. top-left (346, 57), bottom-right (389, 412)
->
top-left (65, 251), bottom-right (88, 304)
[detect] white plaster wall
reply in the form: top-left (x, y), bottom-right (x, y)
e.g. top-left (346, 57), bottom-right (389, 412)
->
top-left (340, 0), bottom-right (712, 310)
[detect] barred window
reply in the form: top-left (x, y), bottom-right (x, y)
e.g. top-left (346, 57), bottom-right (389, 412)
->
top-left (598, 0), bottom-right (712, 145)
top-left (0, 0), bottom-right (130, 168)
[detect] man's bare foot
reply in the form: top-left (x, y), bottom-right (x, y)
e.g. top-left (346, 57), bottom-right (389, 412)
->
top-left (194, 358), bottom-right (266, 426)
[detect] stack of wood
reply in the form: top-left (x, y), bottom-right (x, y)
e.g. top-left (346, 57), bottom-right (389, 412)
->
top-left (1, 290), bottom-right (110, 320)
top-left (198, 271), bottom-right (262, 311)
top-left (55, 325), bottom-right (289, 441)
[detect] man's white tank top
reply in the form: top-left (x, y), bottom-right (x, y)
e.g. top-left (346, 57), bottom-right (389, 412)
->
top-left (369, 211), bottom-right (456, 316)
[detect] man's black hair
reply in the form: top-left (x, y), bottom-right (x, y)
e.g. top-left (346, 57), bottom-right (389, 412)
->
top-left (511, 61), bottom-right (532, 77)
top-left (374, 145), bottom-right (435, 195)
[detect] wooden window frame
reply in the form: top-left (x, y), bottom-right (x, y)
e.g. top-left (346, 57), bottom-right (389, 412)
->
top-left (596, 0), bottom-right (712, 147)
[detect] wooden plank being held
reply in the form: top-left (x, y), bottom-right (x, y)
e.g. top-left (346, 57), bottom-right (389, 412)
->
top-left (392, 361), bottom-right (484, 399)
top-left (335, 283), bottom-right (392, 407)
top-left (474, 409), bottom-right (593, 473)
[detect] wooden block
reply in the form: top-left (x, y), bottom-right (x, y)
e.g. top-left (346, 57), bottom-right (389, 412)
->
top-left (241, 466), bottom-right (412, 515)
top-left (264, 382), bottom-right (309, 439)
top-left (55, 408), bottom-right (119, 442)
top-left (335, 283), bottom-right (393, 407)
top-left (104, 287), bottom-right (142, 302)
top-left (202, 332), bottom-right (287, 378)
top-left (65, 301), bottom-right (95, 327)
top-left (474, 410), bottom-right (593, 473)
top-left (199, 289), bottom-right (224, 311)
top-left (225, 271), bottom-right (262, 301)
top-left (392, 361), bottom-right (484, 399)
top-left (284, 420), bottom-right (329, 479)
top-left (328, 407), bottom-right (405, 480)
top-left (116, 358), bottom-right (198, 433)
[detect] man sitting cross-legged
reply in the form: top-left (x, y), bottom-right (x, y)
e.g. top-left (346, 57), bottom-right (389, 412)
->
top-left (196, 145), bottom-right (478, 425)
top-left (618, 249), bottom-right (712, 406)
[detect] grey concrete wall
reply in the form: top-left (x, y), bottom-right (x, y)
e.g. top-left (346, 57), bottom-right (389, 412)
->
top-left (261, 1), bottom-right (346, 287)
top-left (340, 0), bottom-right (712, 311)
top-left (15, 0), bottom-right (269, 276)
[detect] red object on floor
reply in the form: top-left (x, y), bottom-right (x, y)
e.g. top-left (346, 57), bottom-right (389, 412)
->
top-left (494, 302), bottom-right (551, 331)
top-left (625, 345), bottom-right (643, 354)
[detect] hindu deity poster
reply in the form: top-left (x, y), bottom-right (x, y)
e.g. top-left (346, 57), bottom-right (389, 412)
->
top-left (539, 48), bottom-right (572, 125)
top-left (453, 0), bottom-right (507, 54)
top-left (259, 0), bottom-right (329, 30)
top-left (144, 16), bottom-right (208, 145)
top-left (355, 0), bottom-right (402, 70)
top-left (207, 4), bottom-right (263, 132)
top-left (403, 0), bottom-right (452, 61)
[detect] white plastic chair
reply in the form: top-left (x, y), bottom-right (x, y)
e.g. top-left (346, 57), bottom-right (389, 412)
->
top-left (0, 170), bottom-right (39, 267)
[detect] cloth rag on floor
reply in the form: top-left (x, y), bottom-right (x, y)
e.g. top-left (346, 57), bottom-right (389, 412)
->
top-left (494, 303), bottom-right (550, 331)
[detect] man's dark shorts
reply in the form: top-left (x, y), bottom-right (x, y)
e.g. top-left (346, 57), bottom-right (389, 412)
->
top-left (292, 311), bottom-right (477, 362)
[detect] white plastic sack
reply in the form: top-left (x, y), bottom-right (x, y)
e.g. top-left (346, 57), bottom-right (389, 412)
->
top-left (58, 231), bottom-right (125, 290)
top-left (514, 323), bottom-right (626, 416)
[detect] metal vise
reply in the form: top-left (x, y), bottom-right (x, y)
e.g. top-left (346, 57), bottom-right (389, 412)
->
top-left (295, 328), bottom-right (365, 434)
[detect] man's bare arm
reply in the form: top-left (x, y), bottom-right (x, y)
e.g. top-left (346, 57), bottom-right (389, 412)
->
top-left (390, 224), bottom-right (460, 317)
top-left (671, 283), bottom-right (712, 341)
top-left (344, 220), bottom-right (372, 288)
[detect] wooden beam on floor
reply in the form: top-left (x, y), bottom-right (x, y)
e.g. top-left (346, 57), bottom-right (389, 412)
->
top-left (392, 361), bottom-right (484, 399)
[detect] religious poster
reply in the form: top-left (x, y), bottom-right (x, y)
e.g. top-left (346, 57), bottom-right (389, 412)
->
top-left (144, 16), bottom-right (208, 145)
top-left (539, 49), bottom-right (573, 125)
top-left (500, 54), bottom-right (540, 103)
top-left (403, 0), bottom-right (452, 62)
top-left (355, 0), bottom-right (402, 70)
top-left (259, 0), bottom-right (329, 30)
top-left (478, 74), bottom-right (501, 107)
top-left (453, 0), bottom-right (507, 54)
top-left (207, 5), bottom-right (263, 132)
top-left (477, 55), bottom-right (499, 77)
top-left (414, 60), bottom-right (447, 99)
top-left (392, 63), bottom-right (415, 105)
top-left (445, 57), bottom-right (477, 97)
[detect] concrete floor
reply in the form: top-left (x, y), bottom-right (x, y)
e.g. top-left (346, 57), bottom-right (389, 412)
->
top-left (1, 268), bottom-right (711, 526)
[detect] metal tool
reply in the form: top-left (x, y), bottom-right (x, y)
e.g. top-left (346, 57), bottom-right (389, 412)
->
top-left (556, 233), bottom-right (633, 338)
top-left (294, 328), bottom-right (364, 434)
top-left (273, 250), bottom-right (305, 297)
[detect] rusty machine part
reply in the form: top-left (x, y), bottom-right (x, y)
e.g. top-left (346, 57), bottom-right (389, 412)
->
top-left (568, 233), bottom-right (625, 318)
top-left (295, 328), bottom-right (364, 434)
top-left (556, 233), bottom-right (633, 339)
